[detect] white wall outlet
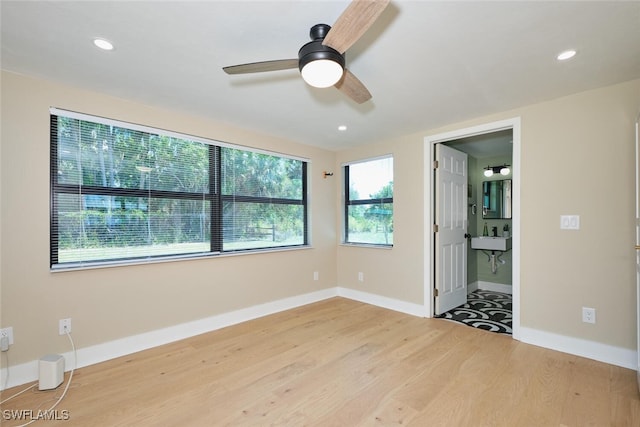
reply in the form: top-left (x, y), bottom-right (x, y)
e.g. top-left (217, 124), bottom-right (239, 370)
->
top-left (560, 215), bottom-right (580, 230)
top-left (59, 318), bottom-right (72, 335)
top-left (313, 271), bottom-right (319, 281)
top-left (582, 307), bottom-right (596, 324)
top-left (0, 327), bottom-right (14, 345)
top-left (358, 272), bottom-right (364, 282)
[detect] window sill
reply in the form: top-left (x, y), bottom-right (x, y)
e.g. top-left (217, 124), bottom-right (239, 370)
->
top-left (50, 245), bottom-right (313, 272)
top-left (339, 242), bottom-right (393, 250)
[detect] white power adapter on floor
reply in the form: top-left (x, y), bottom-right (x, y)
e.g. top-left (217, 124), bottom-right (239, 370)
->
top-left (39, 354), bottom-right (65, 390)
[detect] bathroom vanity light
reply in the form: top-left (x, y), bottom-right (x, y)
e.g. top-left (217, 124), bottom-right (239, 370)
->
top-left (483, 164), bottom-right (511, 177)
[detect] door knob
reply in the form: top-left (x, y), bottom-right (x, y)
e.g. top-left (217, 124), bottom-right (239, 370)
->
top-left (464, 233), bottom-right (471, 239)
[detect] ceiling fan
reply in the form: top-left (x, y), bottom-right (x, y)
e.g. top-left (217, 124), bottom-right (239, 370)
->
top-left (222, 0), bottom-right (390, 104)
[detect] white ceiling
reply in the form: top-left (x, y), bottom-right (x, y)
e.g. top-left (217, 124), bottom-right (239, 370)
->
top-left (2, 1), bottom-right (639, 152)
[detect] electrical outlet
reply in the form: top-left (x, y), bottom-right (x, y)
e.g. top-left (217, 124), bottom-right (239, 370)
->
top-left (582, 307), bottom-right (596, 324)
top-left (358, 272), bottom-right (364, 282)
top-left (313, 271), bottom-right (319, 281)
top-left (59, 318), bottom-right (72, 335)
top-left (0, 327), bottom-right (14, 346)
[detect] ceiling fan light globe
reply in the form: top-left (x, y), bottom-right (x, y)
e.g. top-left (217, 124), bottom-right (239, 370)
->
top-left (301, 59), bottom-right (344, 88)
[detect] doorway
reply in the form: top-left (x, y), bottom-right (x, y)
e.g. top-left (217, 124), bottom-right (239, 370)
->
top-left (424, 118), bottom-right (521, 340)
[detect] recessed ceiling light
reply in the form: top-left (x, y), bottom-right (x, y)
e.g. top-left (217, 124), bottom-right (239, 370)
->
top-left (93, 38), bottom-right (114, 51)
top-left (338, 125), bottom-right (347, 131)
top-left (557, 49), bottom-right (576, 61)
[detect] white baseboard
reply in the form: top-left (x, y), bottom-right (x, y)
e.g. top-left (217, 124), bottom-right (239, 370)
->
top-left (3, 288), bottom-right (635, 390)
top-left (0, 288), bottom-right (338, 390)
top-left (337, 287), bottom-right (426, 317)
top-left (519, 326), bottom-right (637, 370)
top-left (467, 282), bottom-right (479, 293)
top-left (476, 281), bottom-right (513, 294)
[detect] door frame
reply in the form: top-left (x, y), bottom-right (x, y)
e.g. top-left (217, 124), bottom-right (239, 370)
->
top-left (424, 117), bottom-right (521, 340)
top-left (634, 113), bottom-right (639, 389)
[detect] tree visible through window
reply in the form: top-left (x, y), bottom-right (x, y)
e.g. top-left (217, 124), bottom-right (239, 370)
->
top-left (221, 147), bottom-right (307, 251)
top-left (50, 109), bottom-right (307, 269)
top-left (344, 156), bottom-right (393, 246)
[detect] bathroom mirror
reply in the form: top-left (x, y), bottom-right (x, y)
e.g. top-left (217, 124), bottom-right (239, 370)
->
top-left (482, 179), bottom-right (512, 219)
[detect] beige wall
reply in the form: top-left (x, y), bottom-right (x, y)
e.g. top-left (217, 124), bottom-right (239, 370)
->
top-left (337, 78), bottom-right (640, 351)
top-left (335, 134), bottom-right (426, 305)
top-left (0, 71), bottom-right (338, 365)
top-left (517, 80), bottom-right (638, 348)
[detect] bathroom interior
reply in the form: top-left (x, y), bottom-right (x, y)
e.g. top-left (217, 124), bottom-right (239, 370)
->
top-left (439, 129), bottom-right (514, 333)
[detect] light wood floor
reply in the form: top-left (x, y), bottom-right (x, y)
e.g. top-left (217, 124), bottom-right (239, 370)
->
top-left (1, 297), bottom-right (638, 426)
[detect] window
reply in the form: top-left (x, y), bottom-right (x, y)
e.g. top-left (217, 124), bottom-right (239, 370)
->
top-left (343, 156), bottom-right (393, 246)
top-left (221, 147), bottom-right (307, 251)
top-left (50, 109), bottom-right (307, 269)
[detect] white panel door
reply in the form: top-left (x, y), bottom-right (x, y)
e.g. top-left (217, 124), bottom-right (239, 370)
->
top-left (435, 144), bottom-right (468, 315)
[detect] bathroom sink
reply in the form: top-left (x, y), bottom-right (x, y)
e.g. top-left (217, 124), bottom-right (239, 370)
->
top-left (471, 236), bottom-right (512, 251)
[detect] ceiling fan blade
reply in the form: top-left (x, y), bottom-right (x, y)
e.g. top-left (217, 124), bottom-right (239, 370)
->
top-left (322, 0), bottom-right (390, 54)
top-left (335, 69), bottom-right (372, 104)
top-left (223, 59), bottom-right (298, 75)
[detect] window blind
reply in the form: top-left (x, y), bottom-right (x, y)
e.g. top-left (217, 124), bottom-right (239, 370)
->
top-left (50, 109), bottom-right (308, 269)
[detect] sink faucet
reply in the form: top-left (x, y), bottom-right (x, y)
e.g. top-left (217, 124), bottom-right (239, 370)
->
top-left (492, 226), bottom-right (498, 237)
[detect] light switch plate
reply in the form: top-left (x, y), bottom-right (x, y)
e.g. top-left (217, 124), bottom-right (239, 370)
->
top-left (560, 215), bottom-right (580, 230)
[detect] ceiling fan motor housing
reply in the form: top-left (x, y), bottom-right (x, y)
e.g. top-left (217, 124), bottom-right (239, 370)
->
top-left (298, 23), bottom-right (345, 71)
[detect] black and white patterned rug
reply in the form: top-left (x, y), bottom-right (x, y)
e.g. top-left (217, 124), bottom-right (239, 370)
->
top-left (436, 289), bottom-right (512, 335)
